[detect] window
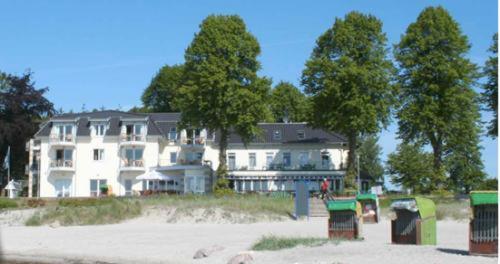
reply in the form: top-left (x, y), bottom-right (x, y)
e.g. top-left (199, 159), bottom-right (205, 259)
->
top-left (93, 124), bottom-right (106, 136)
top-left (125, 124), bottom-right (143, 141)
top-left (93, 149), bottom-right (104, 161)
top-left (273, 130), bottom-right (282, 140)
top-left (266, 152), bottom-right (274, 169)
top-left (170, 152), bottom-right (177, 164)
top-left (169, 127), bottom-right (177, 140)
top-left (54, 149), bottom-right (73, 167)
top-left (124, 179), bottom-right (133, 196)
top-left (254, 180), bottom-right (261, 192)
top-left (90, 179), bottom-right (107, 197)
top-left (297, 130), bottom-right (305, 140)
top-left (299, 152), bottom-right (309, 166)
top-left (244, 180), bottom-right (251, 191)
top-left (321, 152), bottom-right (330, 169)
top-left (248, 153), bottom-right (256, 169)
top-left (124, 148), bottom-right (144, 167)
top-left (228, 153), bottom-right (236, 170)
top-left (283, 152), bottom-right (291, 168)
top-left (55, 179), bottom-right (71, 197)
top-left (262, 180), bottom-right (269, 192)
top-left (56, 124), bottom-right (73, 142)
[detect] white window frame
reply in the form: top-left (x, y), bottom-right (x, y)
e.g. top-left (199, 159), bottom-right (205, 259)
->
top-left (170, 152), bottom-right (177, 164)
top-left (248, 153), bottom-right (256, 169)
top-left (55, 179), bottom-right (72, 197)
top-left (168, 127), bottom-right (177, 140)
top-left (227, 153), bottom-right (236, 170)
top-left (93, 123), bottom-right (106, 137)
top-left (90, 179), bottom-right (107, 197)
top-left (93, 149), bottom-right (104, 161)
top-left (299, 152), bottom-right (309, 166)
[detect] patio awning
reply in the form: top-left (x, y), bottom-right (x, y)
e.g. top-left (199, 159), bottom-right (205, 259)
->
top-left (136, 170), bottom-right (178, 181)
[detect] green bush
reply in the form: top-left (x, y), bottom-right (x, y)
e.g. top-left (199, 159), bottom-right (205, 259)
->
top-left (0, 198), bottom-right (18, 209)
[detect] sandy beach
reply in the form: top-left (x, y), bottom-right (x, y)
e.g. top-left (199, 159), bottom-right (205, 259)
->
top-left (0, 213), bottom-right (497, 264)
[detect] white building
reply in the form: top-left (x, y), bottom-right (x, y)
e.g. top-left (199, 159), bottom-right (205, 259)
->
top-left (26, 111), bottom-right (354, 198)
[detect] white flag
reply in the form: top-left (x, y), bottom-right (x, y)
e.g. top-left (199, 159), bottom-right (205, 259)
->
top-left (3, 146), bottom-right (10, 170)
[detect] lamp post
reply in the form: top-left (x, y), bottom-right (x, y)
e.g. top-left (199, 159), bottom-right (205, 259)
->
top-left (357, 154), bottom-right (360, 194)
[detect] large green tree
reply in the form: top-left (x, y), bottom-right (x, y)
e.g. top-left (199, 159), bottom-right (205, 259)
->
top-left (394, 6), bottom-right (483, 188)
top-left (176, 15), bottom-right (271, 188)
top-left (269, 81), bottom-right (308, 122)
top-left (358, 134), bottom-right (384, 185)
top-left (141, 64), bottom-right (184, 112)
top-left (301, 12), bottom-right (395, 188)
top-left (386, 143), bottom-right (435, 193)
top-left (0, 71), bottom-right (54, 187)
top-left (482, 33), bottom-right (498, 138)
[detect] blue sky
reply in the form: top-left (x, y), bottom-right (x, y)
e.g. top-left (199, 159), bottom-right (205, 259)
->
top-left (0, 0), bottom-right (497, 186)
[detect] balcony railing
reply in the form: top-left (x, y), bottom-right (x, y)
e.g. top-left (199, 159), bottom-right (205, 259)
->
top-left (180, 137), bottom-right (205, 146)
top-left (50, 159), bottom-right (73, 168)
top-left (120, 134), bottom-right (144, 142)
top-left (49, 134), bottom-right (74, 144)
top-left (121, 159), bottom-right (144, 168)
top-left (228, 163), bottom-right (340, 171)
top-left (158, 159), bottom-right (210, 167)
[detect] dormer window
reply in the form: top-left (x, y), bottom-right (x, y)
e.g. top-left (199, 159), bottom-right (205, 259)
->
top-left (169, 127), bottom-right (177, 140)
top-left (273, 130), bottom-right (282, 140)
top-left (93, 123), bottom-right (106, 136)
top-left (297, 130), bottom-right (305, 140)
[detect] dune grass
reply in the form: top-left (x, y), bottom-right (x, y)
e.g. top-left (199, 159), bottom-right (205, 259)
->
top-left (22, 194), bottom-right (293, 226)
top-left (25, 198), bottom-right (141, 226)
top-left (251, 235), bottom-right (335, 251)
top-left (141, 194), bottom-right (294, 217)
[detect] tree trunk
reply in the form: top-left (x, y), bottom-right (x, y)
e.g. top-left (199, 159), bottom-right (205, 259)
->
top-left (216, 129), bottom-right (228, 179)
top-left (345, 133), bottom-right (357, 189)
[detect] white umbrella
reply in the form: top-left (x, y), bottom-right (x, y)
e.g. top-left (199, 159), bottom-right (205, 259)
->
top-left (137, 170), bottom-right (168, 181)
top-left (4, 180), bottom-right (19, 190)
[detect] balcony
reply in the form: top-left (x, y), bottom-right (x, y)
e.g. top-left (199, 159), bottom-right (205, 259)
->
top-left (180, 137), bottom-right (205, 148)
top-left (49, 134), bottom-right (75, 147)
top-left (119, 134), bottom-right (146, 147)
top-left (229, 163), bottom-right (340, 172)
top-left (49, 159), bottom-right (74, 171)
top-left (120, 159), bottom-right (145, 171)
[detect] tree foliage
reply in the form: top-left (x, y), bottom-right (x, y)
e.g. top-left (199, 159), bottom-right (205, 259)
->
top-left (386, 143), bottom-right (435, 193)
top-left (482, 33), bottom-right (498, 138)
top-left (176, 15), bottom-right (271, 186)
top-left (141, 64), bottom-right (184, 112)
top-left (0, 71), bottom-right (54, 185)
top-left (301, 11), bottom-right (395, 188)
top-left (394, 6), bottom-right (483, 188)
top-left (358, 134), bottom-right (384, 184)
top-left (269, 81), bottom-right (308, 122)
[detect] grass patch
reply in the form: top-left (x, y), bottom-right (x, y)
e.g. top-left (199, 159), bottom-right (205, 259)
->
top-left (0, 198), bottom-right (18, 209)
top-left (25, 198), bottom-right (141, 226)
top-left (141, 194), bottom-right (293, 218)
top-left (251, 235), bottom-right (334, 251)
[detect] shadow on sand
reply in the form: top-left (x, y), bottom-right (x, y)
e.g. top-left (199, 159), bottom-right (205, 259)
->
top-left (436, 247), bottom-right (469, 256)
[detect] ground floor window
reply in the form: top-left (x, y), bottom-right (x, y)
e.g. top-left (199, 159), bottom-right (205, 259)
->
top-left (185, 176), bottom-right (204, 193)
top-left (90, 179), bottom-right (107, 197)
top-left (124, 179), bottom-right (133, 196)
top-left (55, 179), bottom-right (71, 197)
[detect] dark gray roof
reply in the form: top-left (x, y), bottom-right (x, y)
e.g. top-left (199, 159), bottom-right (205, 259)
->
top-left (34, 111), bottom-right (346, 144)
top-left (215, 123), bottom-right (347, 144)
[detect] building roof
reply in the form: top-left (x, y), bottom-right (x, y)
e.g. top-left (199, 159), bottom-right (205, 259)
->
top-left (34, 111), bottom-right (347, 144)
